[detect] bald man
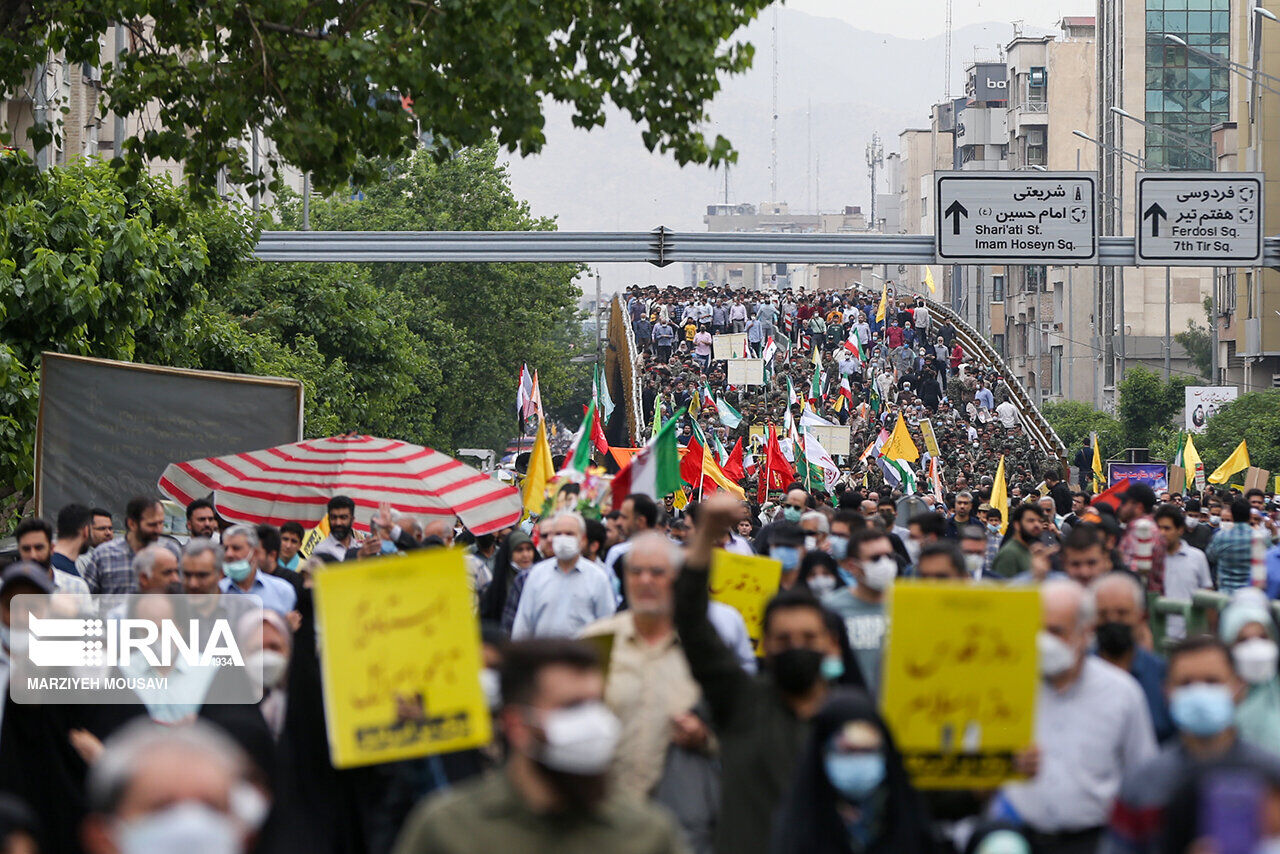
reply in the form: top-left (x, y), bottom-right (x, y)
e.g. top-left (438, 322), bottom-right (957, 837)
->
top-left (1091, 572), bottom-right (1174, 743)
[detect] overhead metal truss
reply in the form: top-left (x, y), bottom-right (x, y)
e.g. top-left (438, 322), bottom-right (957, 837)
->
top-left (255, 228), bottom-right (1280, 267)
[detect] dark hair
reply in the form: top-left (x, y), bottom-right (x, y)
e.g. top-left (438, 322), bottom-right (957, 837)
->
top-left (1246, 488), bottom-right (1265, 501)
top-left (918, 541), bottom-right (966, 577)
top-left (125, 496), bottom-right (159, 524)
top-left (185, 498), bottom-right (215, 522)
top-left (254, 524), bottom-right (281, 558)
top-left (1008, 503), bottom-right (1042, 528)
top-left (1154, 504), bottom-right (1185, 529)
top-left (762, 587), bottom-right (826, 637)
top-left (623, 494), bottom-right (658, 529)
top-left (1167, 635), bottom-right (1235, 677)
top-left (797, 551), bottom-right (845, 589)
top-left (55, 503), bottom-right (92, 539)
top-left (280, 521), bottom-right (305, 539)
top-left (1044, 470), bottom-right (1060, 483)
top-left (584, 518), bottom-right (607, 553)
top-left (1230, 498), bottom-right (1251, 524)
top-left (832, 509), bottom-right (865, 534)
top-left (327, 495), bottom-right (356, 515)
top-left (850, 528), bottom-right (890, 562)
top-left (499, 640), bottom-right (600, 709)
top-left (91, 507), bottom-right (113, 522)
top-left (908, 511), bottom-right (946, 540)
top-left (13, 517), bottom-right (52, 545)
top-left (1062, 522), bottom-right (1105, 554)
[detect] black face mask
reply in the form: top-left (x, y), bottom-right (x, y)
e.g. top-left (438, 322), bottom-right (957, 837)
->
top-left (768, 648), bottom-right (825, 696)
top-left (1095, 622), bottom-right (1135, 658)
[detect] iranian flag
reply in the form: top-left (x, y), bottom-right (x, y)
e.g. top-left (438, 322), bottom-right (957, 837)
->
top-left (843, 326), bottom-right (866, 361)
top-left (701, 383), bottom-right (718, 410)
top-left (567, 398), bottom-right (608, 473)
top-left (612, 409), bottom-right (685, 501)
top-left (762, 336), bottom-right (778, 364)
top-left (839, 377), bottom-right (854, 408)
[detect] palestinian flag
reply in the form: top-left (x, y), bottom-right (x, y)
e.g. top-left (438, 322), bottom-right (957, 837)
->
top-left (612, 408), bottom-right (685, 500)
top-left (715, 395), bottom-right (743, 429)
top-left (762, 336), bottom-right (778, 365)
top-left (879, 457), bottom-right (918, 494)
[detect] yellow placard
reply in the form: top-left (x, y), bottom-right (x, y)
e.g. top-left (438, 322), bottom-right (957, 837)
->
top-left (709, 549), bottom-right (782, 655)
top-left (919, 418), bottom-right (941, 458)
top-left (313, 548), bottom-right (492, 768)
top-left (880, 581), bottom-right (1040, 789)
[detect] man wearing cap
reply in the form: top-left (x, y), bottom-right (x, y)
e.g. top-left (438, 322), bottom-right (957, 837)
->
top-left (1117, 483), bottom-right (1165, 593)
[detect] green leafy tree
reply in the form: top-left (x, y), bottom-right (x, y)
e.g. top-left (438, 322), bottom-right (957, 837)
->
top-left (1174, 298), bottom-right (1213, 380)
top-left (1116, 365), bottom-right (1194, 450)
top-left (1041, 400), bottom-right (1125, 461)
top-left (4, 0), bottom-right (770, 197)
top-left (1199, 390), bottom-right (1280, 474)
top-left (267, 143), bottom-right (592, 453)
top-left (0, 154), bottom-right (255, 512)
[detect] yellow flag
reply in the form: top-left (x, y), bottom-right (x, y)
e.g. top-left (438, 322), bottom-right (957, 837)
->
top-left (523, 418), bottom-right (555, 515)
top-left (876, 281), bottom-right (888, 323)
top-left (1208, 439), bottom-right (1250, 484)
top-left (991, 456), bottom-right (1009, 535)
top-left (671, 488), bottom-right (689, 510)
top-left (924, 266), bottom-right (937, 294)
top-left (880, 412), bottom-right (920, 463)
top-left (1182, 432), bottom-right (1203, 487)
top-left (1091, 432), bottom-right (1104, 493)
top-left (299, 514), bottom-right (330, 559)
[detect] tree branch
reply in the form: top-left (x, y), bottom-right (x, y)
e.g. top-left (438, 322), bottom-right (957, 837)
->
top-left (256, 19), bottom-right (326, 39)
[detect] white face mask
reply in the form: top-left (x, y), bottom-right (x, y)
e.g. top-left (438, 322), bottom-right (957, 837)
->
top-left (1185, 516), bottom-right (1200, 529)
top-left (535, 701), bottom-right (621, 775)
top-left (116, 802), bottom-right (241, 854)
top-left (964, 553), bottom-right (985, 577)
top-left (804, 535), bottom-right (818, 552)
top-left (247, 650), bottom-right (288, 691)
top-left (1037, 631), bottom-right (1078, 679)
top-left (551, 534), bottom-right (581, 562)
top-left (480, 667), bottom-right (502, 710)
top-left (861, 556), bottom-right (898, 591)
top-left (808, 575), bottom-right (837, 596)
top-left (1234, 638), bottom-right (1279, 685)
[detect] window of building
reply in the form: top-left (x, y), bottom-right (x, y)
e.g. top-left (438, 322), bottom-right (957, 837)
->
top-left (992, 333), bottom-right (1005, 356)
top-left (1026, 265), bottom-right (1047, 293)
top-left (1051, 346), bottom-right (1064, 395)
top-left (1144, 0), bottom-right (1229, 170)
top-left (1246, 271), bottom-right (1255, 318)
top-left (992, 275), bottom-right (1005, 302)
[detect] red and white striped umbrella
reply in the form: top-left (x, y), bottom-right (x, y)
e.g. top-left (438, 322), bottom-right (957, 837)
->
top-left (158, 435), bottom-right (521, 536)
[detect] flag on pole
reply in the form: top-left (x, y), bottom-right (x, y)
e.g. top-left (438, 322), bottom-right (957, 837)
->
top-left (680, 423), bottom-right (746, 499)
top-left (879, 457), bottom-right (918, 494)
top-left (593, 363), bottom-right (615, 423)
top-left (612, 408), bottom-right (685, 501)
top-left (529, 370), bottom-right (544, 425)
top-left (1208, 439), bottom-right (1250, 484)
top-left (803, 430), bottom-right (842, 493)
top-left (762, 336), bottom-right (778, 365)
top-left (800, 409), bottom-right (836, 428)
top-left (701, 383), bottom-right (718, 411)
top-left (839, 377), bottom-right (854, 408)
top-left (1091, 432), bottom-right (1104, 493)
top-left (880, 412), bottom-right (920, 463)
top-left (715, 395), bottom-right (743, 429)
top-left (808, 360), bottom-right (822, 408)
top-left (722, 438), bottom-right (745, 483)
top-left (523, 418), bottom-right (555, 515)
top-left (298, 514), bottom-right (331, 560)
top-left (843, 326), bottom-right (866, 361)
top-left (650, 393), bottom-right (664, 440)
top-left (929, 457), bottom-right (944, 503)
top-left (990, 456), bottom-right (1009, 535)
top-left (924, 266), bottom-right (937, 294)
top-left (1181, 432), bottom-right (1205, 490)
top-left (876, 281), bottom-right (889, 323)
top-left (517, 364), bottom-right (533, 420)
top-left (758, 426), bottom-right (798, 504)
top-left (566, 399), bottom-right (602, 473)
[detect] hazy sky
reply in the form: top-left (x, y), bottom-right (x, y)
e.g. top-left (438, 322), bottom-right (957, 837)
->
top-left (787, 0), bottom-right (1066, 39)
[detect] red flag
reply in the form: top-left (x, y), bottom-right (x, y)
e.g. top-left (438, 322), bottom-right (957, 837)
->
top-left (583, 403), bottom-right (610, 456)
top-left (722, 438), bottom-right (745, 484)
top-left (680, 432), bottom-right (713, 496)
top-left (757, 426), bottom-right (797, 505)
top-left (1091, 477), bottom-right (1130, 511)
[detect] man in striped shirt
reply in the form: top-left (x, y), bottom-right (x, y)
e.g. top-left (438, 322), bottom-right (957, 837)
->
top-left (1207, 499), bottom-right (1256, 592)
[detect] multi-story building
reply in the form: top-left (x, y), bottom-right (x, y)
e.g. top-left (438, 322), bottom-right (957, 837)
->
top-left (1, 29), bottom-right (304, 209)
top-left (894, 110), bottom-right (955, 296)
top-left (687, 203), bottom-right (873, 291)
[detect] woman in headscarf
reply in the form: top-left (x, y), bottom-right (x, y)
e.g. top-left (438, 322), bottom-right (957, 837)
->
top-left (478, 530), bottom-right (537, 629)
top-left (772, 688), bottom-right (934, 854)
top-left (1219, 595), bottom-right (1280, 755)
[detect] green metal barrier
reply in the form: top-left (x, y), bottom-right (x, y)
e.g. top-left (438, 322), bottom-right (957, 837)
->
top-left (1150, 589), bottom-right (1280, 650)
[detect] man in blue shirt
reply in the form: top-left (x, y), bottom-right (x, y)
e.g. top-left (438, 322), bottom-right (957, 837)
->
top-left (1206, 499), bottom-right (1255, 592)
top-left (219, 524), bottom-right (297, 616)
top-left (511, 512), bottom-right (616, 639)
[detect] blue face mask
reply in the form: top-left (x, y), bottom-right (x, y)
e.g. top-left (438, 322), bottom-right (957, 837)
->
top-left (828, 535), bottom-right (849, 563)
top-left (783, 507), bottom-right (803, 524)
top-left (223, 559), bottom-right (252, 583)
top-left (820, 655), bottom-right (845, 682)
top-left (771, 546), bottom-right (801, 573)
top-left (380, 539), bottom-right (397, 555)
top-left (1170, 683), bottom-right (1235, 737)
top-left (824, 752), bottom-right (886, 800)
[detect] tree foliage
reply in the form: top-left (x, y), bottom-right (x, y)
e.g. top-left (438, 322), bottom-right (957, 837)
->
top-left (1116, 365), bottom-right (1194, 450)
top-left (0, 154), bottom-right (254, 508)
top-left (1041, 401), bottom-right (1125, 462)
top-left (1199, 390), bottom-right (1280, 474)
top-left (3, 0), bottom-right (771, 198)
top-left (1173, 298), bottom-right (1213, 380)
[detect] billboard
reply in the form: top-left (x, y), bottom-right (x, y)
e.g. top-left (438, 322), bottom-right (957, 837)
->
top-left (1185, 386), bottom-right (1238, 432)
top-left (36, 353), bottom-right (304, 518)
top-left (1108, 463), bottom-right (1169, 491)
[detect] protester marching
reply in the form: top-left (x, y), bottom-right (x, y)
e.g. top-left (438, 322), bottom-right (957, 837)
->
top-left (0, 283), bottom-right (1278, 854)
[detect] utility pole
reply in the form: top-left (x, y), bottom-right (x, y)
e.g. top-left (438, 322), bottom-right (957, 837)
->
top-left (595, 270), bottom-right (603, 364)
top-left (944, 0), bottom-right (954, 98)
top-left (33, 60), bottom-right (48, 172)
top-left (770, 2), bottom-right (779, 204)
top-left (866, 133), bottom-right (883, 231)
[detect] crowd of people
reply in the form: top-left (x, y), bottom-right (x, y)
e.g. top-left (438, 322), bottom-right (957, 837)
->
top-left (625, 284), bottom-right (1051, 497)
top-left (1, 444), bottom-right (1279, 854)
